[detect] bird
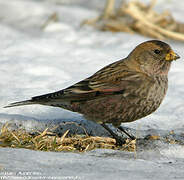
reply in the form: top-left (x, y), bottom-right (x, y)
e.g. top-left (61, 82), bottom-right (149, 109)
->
top-left (4, 40), bottom-right (180, 145)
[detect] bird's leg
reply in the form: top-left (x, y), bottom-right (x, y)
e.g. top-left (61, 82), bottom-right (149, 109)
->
top-left (101, 123), bottom-right (126, 146)
top-left (117, 126), bottom-right (136, 140)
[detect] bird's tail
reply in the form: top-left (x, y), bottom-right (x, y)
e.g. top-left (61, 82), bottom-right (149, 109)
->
top-left (4, 100), bottom-right (35, 108)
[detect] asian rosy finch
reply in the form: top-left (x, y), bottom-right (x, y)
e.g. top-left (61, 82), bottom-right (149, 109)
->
top-left (5, 40), bottom-right (180, 144)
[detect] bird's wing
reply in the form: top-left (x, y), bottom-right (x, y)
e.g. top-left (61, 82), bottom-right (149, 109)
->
top-left (31, 61), bottom-right (148, 103)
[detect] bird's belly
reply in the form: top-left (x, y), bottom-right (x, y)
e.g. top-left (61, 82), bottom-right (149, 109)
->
top-left (71, 94), bottom-right (162, 126)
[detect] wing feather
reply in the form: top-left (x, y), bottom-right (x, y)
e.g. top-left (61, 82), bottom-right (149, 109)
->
top-left (31, 60), bottom-right (150, 103)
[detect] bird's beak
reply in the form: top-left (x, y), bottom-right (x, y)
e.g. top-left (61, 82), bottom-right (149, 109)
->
top-left (165, 50), bottom-right (180, 61)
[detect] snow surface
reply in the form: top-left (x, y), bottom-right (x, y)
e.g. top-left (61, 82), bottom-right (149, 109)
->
top-left (0, 0), bottom-right (184, 179)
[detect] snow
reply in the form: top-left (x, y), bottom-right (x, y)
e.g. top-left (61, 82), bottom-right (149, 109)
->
top-left (0, 0), bottom-right (184, 179)
top-left (0, 148), bottom-right (184, 180)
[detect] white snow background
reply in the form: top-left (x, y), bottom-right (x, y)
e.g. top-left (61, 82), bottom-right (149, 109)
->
top-left (0, 0), bottom-right (184, 179)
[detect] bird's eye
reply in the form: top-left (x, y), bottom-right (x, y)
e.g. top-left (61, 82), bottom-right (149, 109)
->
top-left (154, 49), bottom-right (161, 54)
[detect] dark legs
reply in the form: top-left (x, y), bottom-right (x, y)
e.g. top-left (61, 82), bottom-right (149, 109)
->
top-left (117, 126), bottom-right (136, 140)
top-left (101, 123), bottom-right (126, 145)
top-left (101, 123), bottom-right (136, 145)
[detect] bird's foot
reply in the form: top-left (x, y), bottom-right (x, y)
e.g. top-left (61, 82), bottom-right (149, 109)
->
top-left (114, 136), bottom-right (127, 146)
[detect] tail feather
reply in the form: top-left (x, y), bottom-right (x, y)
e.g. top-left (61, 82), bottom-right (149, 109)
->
top-left (3, 100), bottom-right (35, 108)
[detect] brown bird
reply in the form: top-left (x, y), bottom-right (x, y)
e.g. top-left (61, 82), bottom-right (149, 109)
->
top-left (4, 40), bottom-right (180, 144)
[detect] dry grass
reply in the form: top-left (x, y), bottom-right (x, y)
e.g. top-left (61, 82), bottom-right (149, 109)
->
top-left (1, 123), bottom-right (182, 153)
top-left (82, 0), bottom-right (184, 41)
top-left (0, 123), bottom-right (136, 152)
top-left (42, 0), bottom-right (184, 41)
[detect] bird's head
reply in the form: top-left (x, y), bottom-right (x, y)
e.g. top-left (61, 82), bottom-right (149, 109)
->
top-left (126, 40), bottom-right (180, 76)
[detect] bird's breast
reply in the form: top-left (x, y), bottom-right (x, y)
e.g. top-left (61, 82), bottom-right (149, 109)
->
top-left (146, 75), bottom-right (168, 103)
top-left (118, 75), bottom-right (168, 123)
